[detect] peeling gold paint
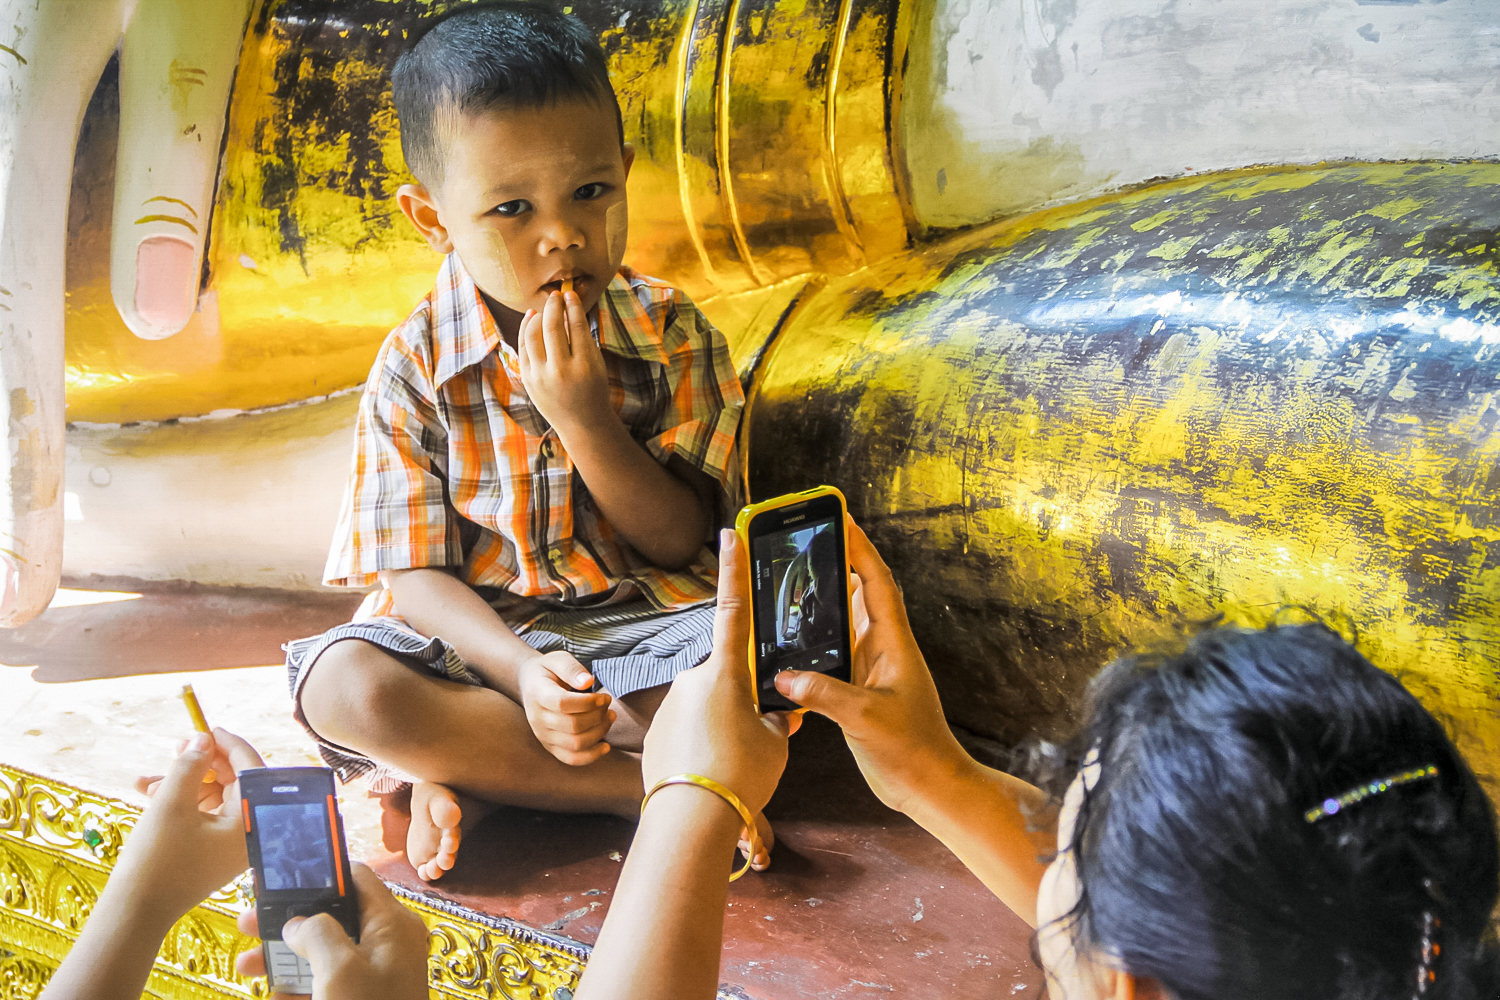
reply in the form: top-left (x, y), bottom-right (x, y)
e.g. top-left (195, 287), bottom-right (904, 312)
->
top-left (65, 0), bottom-right (906, 423)
top-left (9, 388), bottom-right (34, 420)
top-left (751, 160), bottom-right (1500, 781)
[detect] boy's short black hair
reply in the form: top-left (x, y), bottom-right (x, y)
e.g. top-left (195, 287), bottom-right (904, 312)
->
top-left (391, 1), bottom-right (623, 188)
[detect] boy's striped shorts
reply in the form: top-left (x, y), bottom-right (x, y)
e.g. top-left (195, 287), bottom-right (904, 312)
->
top-left (283, 599), bottom-right (715, 791)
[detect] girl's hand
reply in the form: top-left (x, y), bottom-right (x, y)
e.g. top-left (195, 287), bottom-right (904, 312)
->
top-left (773, 518), bottom-right (969, 816)
top-left (642, 529), bottom-right (796, 815)
top-left (235, 864), bottom-right (430, 1000)
top-left (117, 728), bottom-right (266, 926)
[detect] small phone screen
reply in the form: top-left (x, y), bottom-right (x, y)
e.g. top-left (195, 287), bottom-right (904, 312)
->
top-left (254, 802), bottom-right (335, 891)
top-left (751, 507), bottom-right (848, 708)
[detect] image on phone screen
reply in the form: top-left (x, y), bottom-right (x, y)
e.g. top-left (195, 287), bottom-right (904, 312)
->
top-left (751, 515), bottom-right (848, 707)
top-left (255, 802), bottom-right (336, 891)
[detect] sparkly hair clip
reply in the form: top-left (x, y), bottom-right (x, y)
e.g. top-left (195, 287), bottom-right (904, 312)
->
top-left (1414, 906), bottom-right (1441, 997)
top-left (1303, 765), bottom-right (1440, 823)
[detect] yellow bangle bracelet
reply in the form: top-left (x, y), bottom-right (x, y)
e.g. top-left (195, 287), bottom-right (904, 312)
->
top-left (641, 773), bottom-right (762, 882)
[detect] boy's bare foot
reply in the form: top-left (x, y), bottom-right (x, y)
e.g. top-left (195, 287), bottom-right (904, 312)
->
top-left (740, 810), bottom-right (774, 872)
top-left (408, 781), bottom-right (496, 881)
top-left (377, 785), bottom-right (414, 855)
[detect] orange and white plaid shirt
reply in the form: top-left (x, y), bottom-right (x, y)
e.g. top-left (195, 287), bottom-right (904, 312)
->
top-left (323, 253), bottom-right (743, 619)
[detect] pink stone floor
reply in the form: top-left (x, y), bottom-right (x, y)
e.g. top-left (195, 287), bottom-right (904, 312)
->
top-left (0, 581), bottom-right (1042, 999)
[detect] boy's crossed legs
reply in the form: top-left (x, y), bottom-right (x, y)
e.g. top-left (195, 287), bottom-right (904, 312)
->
top-left (297, 637), bottom-right (772, 880)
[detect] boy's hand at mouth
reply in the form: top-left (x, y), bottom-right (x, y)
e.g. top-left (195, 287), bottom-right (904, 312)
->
top-left (518, 650), bottom-right (617, 765)
top-left (519, 288), bottom-right (613, 437)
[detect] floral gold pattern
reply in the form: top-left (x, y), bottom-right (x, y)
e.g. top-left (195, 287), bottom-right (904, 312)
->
top-left (0, 952), bottom-right (53, 1000)
top-left (0, 764), bottom-right (615, 1000)
top-left (396, 889), bottom-right (589, 999)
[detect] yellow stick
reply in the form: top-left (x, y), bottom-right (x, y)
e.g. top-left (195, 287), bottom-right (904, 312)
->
top-left (180, 684), bottom-right (217, 782)
top-left (181, 683), bottom-right (210, 732)
top-left (561, 278), bottom-right (573, 294)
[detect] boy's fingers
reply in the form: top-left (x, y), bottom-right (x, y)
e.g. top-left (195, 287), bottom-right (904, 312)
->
top-left (548, 719), bottom-right (613, 752)
top-left (348, 861), bottom-right (413, 926)
top-left (517, 311), bottom-right (533, 371)
top-left (559, 717), bottom-right (614, 746)
top-left (544, 699), bottom-right (611, 730)
top-left (522, 306), bottom-right (547, 367)
top-left (539, 655), bottom-right (594, 691)
top-left (134, 774), bottom-right (165, 796)
top-left (709, 529), bottom-right (753, 693)
top-left (541, 290), bottom-right (571, 358)
top-left (554, 741), bottom-right (612, 766)
top-left (195, 781), bottom-right (227, 812)
top-left (775, 670), bottom-right (869, 728)
top-left (548, 688), bottom-right (610, 715)
top-left (562, 289), bottom-right (589, 351)
top-left (207, 748), bottom-right (234, 780)
top-left (233, 908), bottom-right (268, 977)
top-left (763, 710), bottom-right (801, 738)
top-left (850, 572), bottom-right (871, 638)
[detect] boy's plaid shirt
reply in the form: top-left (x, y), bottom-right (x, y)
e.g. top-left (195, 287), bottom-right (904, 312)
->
top-left (323, 253), bottom-right (743, 617)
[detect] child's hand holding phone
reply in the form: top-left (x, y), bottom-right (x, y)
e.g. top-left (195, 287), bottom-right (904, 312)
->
top-left (123, 728), bottom-right (267, 923)
top-left (771, 518), bottom-right (973, 818)
top-left (41, 729), bottom-right (267, 1000)
top-left (643, 529), bottom-right (797, 812)
top-left (234, 864), bottom-right (429, 1000)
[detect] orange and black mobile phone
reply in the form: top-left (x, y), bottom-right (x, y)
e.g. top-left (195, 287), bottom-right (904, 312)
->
top-left (735, 486), bottom-right (854, 712)
top-left (240, 767), bottom-right (358, 994)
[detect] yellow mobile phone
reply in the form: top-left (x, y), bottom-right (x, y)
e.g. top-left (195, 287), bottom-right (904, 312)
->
top-left (734, 486), bottom-right (854, 712)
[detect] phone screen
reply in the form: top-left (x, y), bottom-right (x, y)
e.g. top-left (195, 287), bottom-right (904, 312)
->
top-left (242, 768), bottom-right (360, 995)
top-left (254, 802), bottom-right (336, 891)
top-left (749, 496), bottom-right (850, 711)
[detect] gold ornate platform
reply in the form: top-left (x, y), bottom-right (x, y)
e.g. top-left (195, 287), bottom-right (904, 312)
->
top-left (0, 763), bottom-right (591, 1000)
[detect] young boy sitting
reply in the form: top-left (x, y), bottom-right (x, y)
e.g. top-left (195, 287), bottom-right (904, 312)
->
top-left (284, 2), bottom-right (761, 881)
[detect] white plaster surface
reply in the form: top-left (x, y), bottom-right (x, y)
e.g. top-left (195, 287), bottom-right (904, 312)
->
top-left (62, 395), bottom-right (357, 590)
top-left (905, 0), bottom-right (1500, 228)
top-left (0, 0), bottom-right (136, 626)
top-left (0, 665), bottom-right (385, 859)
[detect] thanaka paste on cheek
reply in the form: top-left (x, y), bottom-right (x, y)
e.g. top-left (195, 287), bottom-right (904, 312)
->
top-left (465, 227), bottom-right (524, 305)
top-left (606, 200), bottom-right (629, 263)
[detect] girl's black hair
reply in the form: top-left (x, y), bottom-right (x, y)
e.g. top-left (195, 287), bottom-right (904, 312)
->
top-left (1026, 623), bottom-right (1500, 1000)
top-left (391, 2), bottom-right (623, 187)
